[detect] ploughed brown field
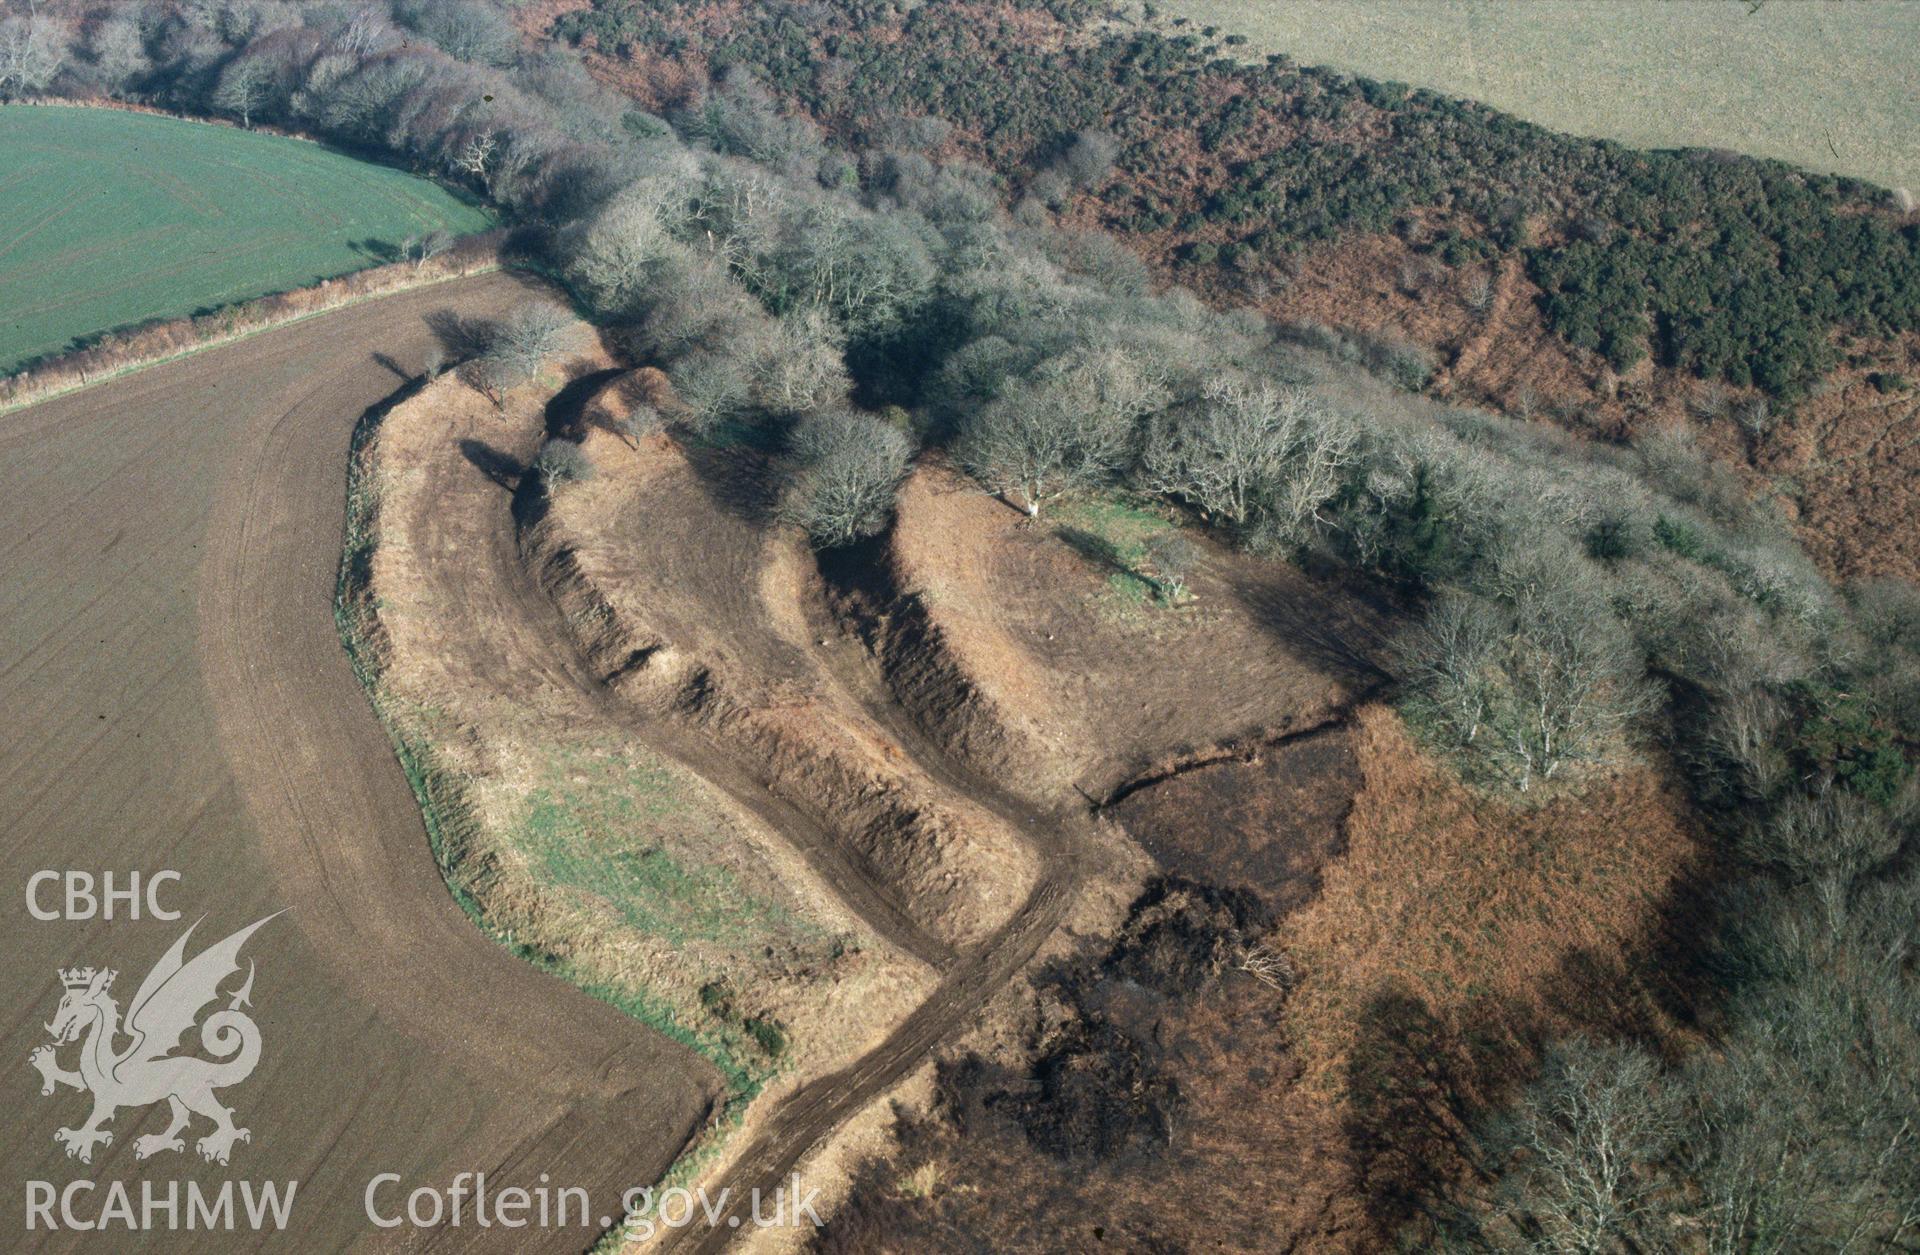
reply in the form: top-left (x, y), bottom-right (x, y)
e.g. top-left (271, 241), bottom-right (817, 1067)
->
top-left (0, 274), bottom-right (716, 1252)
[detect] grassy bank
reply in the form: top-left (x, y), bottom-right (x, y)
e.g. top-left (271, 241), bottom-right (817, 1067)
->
top-left (333, 381), bottom-right (774, 1123)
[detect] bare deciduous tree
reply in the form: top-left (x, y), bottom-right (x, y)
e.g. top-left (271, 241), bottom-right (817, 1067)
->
top-left (625, 255), bottom-right (762, 363)
top-left (1478, 545), bottom-right (1658, 788)
top-left (0, 16), bottom-right (65, 101)
top-left (1734, 395), bottom-right (1773, 438)
top-left (748, 308), bottom-right (848, 416)
top-left (682, 68), bottom-right (823, 172)
top-left (1688, 381), bottom-right (1733, 423)
top-left (463, 353), bottom-right (518, 409)
top-left (212, 55), bottom-right (275, 128)
top-left (394, 0), bottom-right (516, 68)
top-left (1493, 562), bottom-right (1658, 790)
top-left (483, 299), bottom-right (574, 382)
top-left (564, 175), bottom-right (695, 315)
top-left (1233, 941), bottom-right (1293, 991)
top-left (1681, 880), bottom-right (1920, 1253)
top-left (456, 301), bottom-right (574, 407)
top-left (1144, 531), bottom-right (1198, 604)
top-left (403, 228), bottom-right (452, 271)
top-left (956, 347), bottom-right (1157, 517)
top-left (87, 11), bottom-right (149, 97)
top-left (1142, 377), bottom-right (1357, 545)
top-left (667, 349), bottom-right (752, 432)
top-left (1057, 129), bottom-right (1120, 190)
top-left (613, 405), bottom-right (662, 446)
top-left (769, 200), bottom-right (936, 334)
top-left (1740, 790), bottom-right (1905, 879)
top-left (1691, 683), bottom-right (1791, 805)
top-left (450, 127), bottom-right (495, 180)
top-left (1398, 547), bottom-right (1657, 790)
top-left (783, 411), bottom-right (913, 546)
top-left (330, 4), bottom-right (397, 59)
top-left (531, 437), bottom-right (592, 485)
top-left (1484, 1038), bottom-right (1677, 1254)
top-left (1391, 591), bottom-right (1504, 750)
top-left (1463, 270), bottom-right (1496, 315)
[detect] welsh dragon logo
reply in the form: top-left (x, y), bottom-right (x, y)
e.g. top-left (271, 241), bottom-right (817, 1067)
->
top-left (30, 914), bottom-right (279, 1167)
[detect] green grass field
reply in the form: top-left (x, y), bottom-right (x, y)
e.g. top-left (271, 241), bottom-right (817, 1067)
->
top-left (1161, 0), bottom-right (1920, 192)
top-left (0, 105), bottom-right (492, 373)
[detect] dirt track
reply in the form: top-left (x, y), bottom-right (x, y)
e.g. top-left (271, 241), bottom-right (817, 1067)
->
top-left (584, 486), bottom-right (1092, 1251)
top-left (393, 400), bottom-right (1094, 1251)
top-left (668, 870), bottom-right (1074, 1254)
top-left (0, 274), bottom-right (715, 1252)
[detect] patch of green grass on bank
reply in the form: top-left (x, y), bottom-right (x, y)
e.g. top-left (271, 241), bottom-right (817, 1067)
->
top-left (1055, 493), bottom-right (1176, 607)
top-left (514, 745), bottom-right (812, 948)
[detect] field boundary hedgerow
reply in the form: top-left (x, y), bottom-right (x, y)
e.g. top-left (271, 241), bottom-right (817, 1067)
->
top-left (6, 93), bottom-right (350, 148)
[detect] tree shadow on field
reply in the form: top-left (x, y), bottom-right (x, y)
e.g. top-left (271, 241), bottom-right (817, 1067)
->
top-left (372, 351), bottom-right (412, 381)
top-left (1343, 984), bottom-right (1497, 1243)
top-left (542, 367), bottom-right (624, 442)
top-left (353, 237), bottom-right (403, 264)
top-left (1529, 854), bottom-right (1716, 1047)
top-left (459, 439), bottom-right (523, 491)
top-left (1340, 858), bottom-right (1717, 1245)
top-left (424, 308), bottom-right (496, 360)
top-left (1237, 571), bottom-right (1394, 692)
top-left (682, 440), bottom-right (787, 528)
top-left (1056, 526), bottom-right (1142, 582)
